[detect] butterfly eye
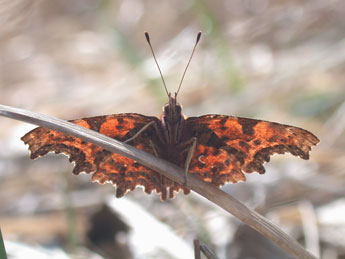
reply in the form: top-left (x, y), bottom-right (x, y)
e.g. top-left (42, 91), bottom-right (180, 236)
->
top-left (176, 105), bottom-right (181, 114)
top-left (163, 105), bottom-right (170, 114)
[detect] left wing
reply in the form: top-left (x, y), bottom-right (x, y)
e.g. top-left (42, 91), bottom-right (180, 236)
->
top-left (21, 113), bottom-right (187, 200)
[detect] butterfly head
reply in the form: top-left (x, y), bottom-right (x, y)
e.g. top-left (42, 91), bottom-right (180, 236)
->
top-left (144, 31), bottom-right (201, 122)
top-left (160, 92), bottom-right (185, 144)
top-left (163, 92), bottom-right (183, 122)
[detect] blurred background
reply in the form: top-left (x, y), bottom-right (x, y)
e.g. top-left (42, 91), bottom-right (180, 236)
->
top-left (0, 0), bottom-right (345, 258)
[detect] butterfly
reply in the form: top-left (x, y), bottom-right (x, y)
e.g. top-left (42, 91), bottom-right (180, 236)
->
top-left (21, 32), bottom-right (319, 201)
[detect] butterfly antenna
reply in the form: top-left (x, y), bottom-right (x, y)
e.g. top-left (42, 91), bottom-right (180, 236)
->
top-left (145, 32), bottom-right (169, 97)
top-left (176, 31), bottom-right (202, 97)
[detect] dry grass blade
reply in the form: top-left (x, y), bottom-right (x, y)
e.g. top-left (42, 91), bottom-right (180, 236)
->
top-left (0, 104), bottom-right (317, 259)
top-left (194, 239), bottom-right (220, 259)
top-left (193, 239), bottom-right (201, 259)
top-left (199, 244), bottom-right (219, 259)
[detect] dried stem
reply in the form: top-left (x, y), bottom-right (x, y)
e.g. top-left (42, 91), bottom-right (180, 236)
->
top-left (0, 104), bottom-right (317, 259)
top-left (193, 239), bottom-right (201, 259)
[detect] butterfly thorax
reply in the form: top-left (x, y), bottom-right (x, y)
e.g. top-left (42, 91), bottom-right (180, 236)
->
top-left (160, 94), bottom-right (186, 145)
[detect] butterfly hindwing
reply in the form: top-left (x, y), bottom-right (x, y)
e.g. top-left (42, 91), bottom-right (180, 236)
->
top-left (187, 144), bottom-right (245, 186)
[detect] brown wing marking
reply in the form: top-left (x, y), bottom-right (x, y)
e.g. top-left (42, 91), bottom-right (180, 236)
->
top-left (185, 115), bottom-right (319, 176)
top-left (21, 113), bottom-right (184, 200)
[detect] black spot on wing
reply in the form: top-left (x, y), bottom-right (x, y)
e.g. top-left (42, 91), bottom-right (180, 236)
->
top-left (198, 163), bottom-right (206, 169)
top-left (220, 117), bottom-right (227, 125)
top-left (82, 116), bottom-right (107, 132)
top-left (237, 118), bottom-right (259, 136)
top-left (239, 141), bottom-right (250, 148)
top-left (212, 149), bottom-right (220, 156)
top-left (203, 132), bottom-right (227, 148)
top-left (94, 150), bottom-right (112, 166)
top-left (222, 146), bottom-right (246, 165)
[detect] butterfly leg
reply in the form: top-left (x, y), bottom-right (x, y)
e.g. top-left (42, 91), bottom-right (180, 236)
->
top-left (124, 121), bottom-right (156, 143)
top-left (149, 139), bottom-right (159, 157)
top-left (182, 137), bottom-right (197, 185)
